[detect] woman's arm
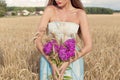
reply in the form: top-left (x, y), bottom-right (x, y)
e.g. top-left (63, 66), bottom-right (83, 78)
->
top-left (34, 6), bottom-right (61, 79)
top-left (70, 9), bottom-right (92, 63)
top-left (34, 5), bottom-right (54, 63)
top-left (78, 9), bottom-right (92, 57)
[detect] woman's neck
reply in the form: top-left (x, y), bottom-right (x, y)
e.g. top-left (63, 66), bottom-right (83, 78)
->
top-left (57, 1), bottom-right (75, 12)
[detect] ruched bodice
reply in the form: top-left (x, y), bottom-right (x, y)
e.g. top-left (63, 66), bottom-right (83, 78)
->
top-left (48, 21), bottom-right (79, 34)
top-left (47, 21), bottom-right (79, 41)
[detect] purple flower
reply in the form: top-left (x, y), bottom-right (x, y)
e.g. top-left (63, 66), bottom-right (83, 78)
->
top-left (64, 38), bottom-right (76, 50)
top-left (43, 38), bottom-right (76, 61)
top-left (51, 39), bottom-right (57, 44)
top-left (43, 39), bottom-right (60, 55)
top-left (58, 45), bottom-right (69, 61)
top-left (43, 41), bottom-right (53, 55)
top-left (54, 44), bottom-right (59, 53)
top-left (66, 50), bottom-right (75, 58)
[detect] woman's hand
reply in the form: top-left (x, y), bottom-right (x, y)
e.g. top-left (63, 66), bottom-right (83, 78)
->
top-left (35, 37), bottom-right (55, 65)
top-left (50, 61), bottom-right (70, 80)
top-left (59, 61), bottom-right (70, 79)
top-left (70, 50), bottom-right (82, 63)
top-left (51, 63), bottom-right (60, 80)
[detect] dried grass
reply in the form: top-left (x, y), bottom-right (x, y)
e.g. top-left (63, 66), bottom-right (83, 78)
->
top-left (0, 15), bottom-right (120, 80)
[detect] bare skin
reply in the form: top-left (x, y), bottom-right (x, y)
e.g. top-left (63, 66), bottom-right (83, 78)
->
top-left (35, 0), bottom-right (92, 80)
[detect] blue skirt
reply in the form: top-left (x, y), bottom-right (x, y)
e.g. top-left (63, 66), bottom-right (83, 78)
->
top-left (40, 55), bottom-right (84, 80)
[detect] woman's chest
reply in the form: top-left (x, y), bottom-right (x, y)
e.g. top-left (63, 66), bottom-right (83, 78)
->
top-left (50, 10), bottom-right (79, 23)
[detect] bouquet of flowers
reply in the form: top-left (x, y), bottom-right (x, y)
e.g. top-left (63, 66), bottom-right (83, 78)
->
top-left (41, 32), bottom-right (80, 80)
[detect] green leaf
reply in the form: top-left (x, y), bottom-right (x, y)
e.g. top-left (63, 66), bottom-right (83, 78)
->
top-left (64, 79), bottom-right (72, 80)
top-left (51, 59), bottom-right (57, 64)
top-left (64, 76), bottom-right (73, 80)
top-left (66, 66), bottom-right (72, 70)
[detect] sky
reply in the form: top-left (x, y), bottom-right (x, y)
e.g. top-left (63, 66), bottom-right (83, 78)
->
top-left (5, 0), bottom-right (120, 10)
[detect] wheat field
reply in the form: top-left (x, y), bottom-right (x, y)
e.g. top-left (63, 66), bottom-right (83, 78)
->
top-left (0, 14), bottom-right (120, 80)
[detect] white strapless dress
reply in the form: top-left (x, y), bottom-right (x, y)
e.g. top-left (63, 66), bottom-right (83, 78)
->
top-left (40, 21), bottom-right (84, 80)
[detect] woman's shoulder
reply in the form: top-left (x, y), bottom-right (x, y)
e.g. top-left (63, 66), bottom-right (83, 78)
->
top-left (44, 5), bottom-right (56, 12)
top-left (76, 9), bottom-right (86, 17)
top-left (43, 5), bottom-right (56, 17)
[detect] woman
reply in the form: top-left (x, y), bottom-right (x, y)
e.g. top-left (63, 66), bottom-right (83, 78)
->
top-left (34, 0), bottom-right (92, 80)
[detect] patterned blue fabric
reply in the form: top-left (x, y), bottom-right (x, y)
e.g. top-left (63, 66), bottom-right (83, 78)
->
top-left (40, 21), bottom-right (84, 80)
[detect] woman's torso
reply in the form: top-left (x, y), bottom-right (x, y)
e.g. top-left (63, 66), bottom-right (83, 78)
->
top-left (46, 5), bottom-right (81, 41)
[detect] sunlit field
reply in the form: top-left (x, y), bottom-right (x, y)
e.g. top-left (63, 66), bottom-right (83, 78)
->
top-left (0, 14), bottom-right (120, 80)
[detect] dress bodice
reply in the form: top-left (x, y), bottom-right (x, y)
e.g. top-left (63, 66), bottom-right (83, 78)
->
top-left (47, 21), bottom-right (79, 41)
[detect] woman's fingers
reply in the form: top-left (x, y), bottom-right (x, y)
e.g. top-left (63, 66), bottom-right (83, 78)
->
top-left (51, 64), bottom-right (61, 80)
top-left (60, 65), bottom-right (67, 74)
top-left (53, 64), bottom-right (60, 74)
top-left (59, 62), bottom-right (67, 73)
top-left (51, 62), bottom-right (70, 80)
top-left (59, 63), bottom-right (65, 71)
top-left (60, 62), bottom-right (70, 76)
top-left (75, 50), bottom-right (79, 59)
top-left (52, 66), bottom-right (58, 80)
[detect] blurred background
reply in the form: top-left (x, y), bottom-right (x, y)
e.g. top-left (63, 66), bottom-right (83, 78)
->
top-left (0, 0), bottom-right (120, 17)
top-left (0, 0), bottom-right (120, 80)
